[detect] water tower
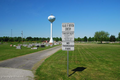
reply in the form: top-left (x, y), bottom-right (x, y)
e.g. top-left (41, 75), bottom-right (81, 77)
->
top-left (48, 14), bottom-right (55, 44)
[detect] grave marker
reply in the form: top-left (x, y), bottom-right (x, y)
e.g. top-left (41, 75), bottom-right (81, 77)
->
top-left (16, 46), bottom-right (21, 49)
top-left (31, 47), bottom-right (37, 49)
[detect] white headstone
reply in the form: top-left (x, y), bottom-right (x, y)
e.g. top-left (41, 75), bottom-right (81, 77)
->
top-left (31, 47), bottom-right (37, 49)
top-left (46, 44), bottom-right (49, 47)
top-left (16, 46), bottom-right (21, 49)
top-left (50, 44), bottom-right (53, 47)
top-left (54, 43), bottom-right (56, 45)
top-left (27, 45), bottom-right (31, 48)
top-left (13, 45), bottom-right (16, 47)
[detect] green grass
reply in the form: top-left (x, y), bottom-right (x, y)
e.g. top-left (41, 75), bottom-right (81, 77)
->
top-left (35, 43), bottom-right (120, 80)
top-left (0, 42), bottom-right (60, 61)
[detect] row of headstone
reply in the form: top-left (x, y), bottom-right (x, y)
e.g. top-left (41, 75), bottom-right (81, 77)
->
top-left (23, 44), bottom-right (27, 47)
top-left (15, 41), bottom-right (61, 49)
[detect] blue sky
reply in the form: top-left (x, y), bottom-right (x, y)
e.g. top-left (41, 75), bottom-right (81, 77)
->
top-left (0, 0), bottom-right (120, 38)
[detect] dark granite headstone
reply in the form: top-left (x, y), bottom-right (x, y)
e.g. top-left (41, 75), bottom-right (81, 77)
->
top-left (41, 45), bottom-right (45, 47)
top-left (37, 45), bottom-right (39, 47)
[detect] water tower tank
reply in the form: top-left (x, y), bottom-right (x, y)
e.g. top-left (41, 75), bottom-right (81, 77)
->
top-left (48, 15), bottom-right (55, 23)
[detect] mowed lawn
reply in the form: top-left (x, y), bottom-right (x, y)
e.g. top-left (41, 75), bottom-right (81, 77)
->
top-left (36, 43), bottom-right (120, 80)
top-left (0, 42), bottom-right (59, 61)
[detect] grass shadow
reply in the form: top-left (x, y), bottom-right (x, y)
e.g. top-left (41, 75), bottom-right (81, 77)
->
top-left (69, 67), bottom-right (86, 77)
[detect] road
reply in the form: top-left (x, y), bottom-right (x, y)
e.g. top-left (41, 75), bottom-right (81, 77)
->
top-left (0, 46), bottom-right (61, 70)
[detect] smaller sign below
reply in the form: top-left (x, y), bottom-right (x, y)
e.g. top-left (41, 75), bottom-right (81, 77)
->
top-left (62, 42), bottom-right (74, 51)
top-left (62, 46), bottom-right (74, 51)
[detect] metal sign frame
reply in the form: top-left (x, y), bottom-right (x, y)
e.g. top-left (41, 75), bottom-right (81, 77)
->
top-left (62, 23), bottom-right (74, 77)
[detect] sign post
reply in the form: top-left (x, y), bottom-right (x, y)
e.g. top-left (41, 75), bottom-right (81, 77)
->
top-left (62, 23), bottom-right (74, 77)
top-left (67, 50), bottom-right (69, 77)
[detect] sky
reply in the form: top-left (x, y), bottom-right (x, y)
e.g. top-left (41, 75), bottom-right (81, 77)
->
top-left (0, 0), bottom-right (120, 38)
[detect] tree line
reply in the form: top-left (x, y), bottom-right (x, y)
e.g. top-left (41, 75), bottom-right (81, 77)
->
top-left (0, 37), bottom-right (62, 42)
top-left (0, 31), bottom-right (120, 43)
top-left (75, 31), bottom-right (120, 43)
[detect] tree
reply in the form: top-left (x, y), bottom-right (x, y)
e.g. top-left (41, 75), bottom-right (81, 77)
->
top-left (53, 37), bottom-right (59, 41)
top-left (26, 37), bottom-right (32, 41)
top-left (2, 36), bottom-right (9, 42)
top-left (75, 38), bottom-right (78, 41)
top-left (118, 32), bottom-right (120, 39)
top-left (94, 31), bottom-right (109, 43)
top-left (47, 37), bottom-right (50, 41)
top-left (84, 36), bottom-right (87, 42)
top-left (77, 37), bottom-right (81, 41)
top-left (13, 37), bottom-right (18, 42)
top-left (88, 37), bottom-right (92, 41)
top-left (81, 38), bottom-right (84, 41)
top-left (18, 37), bottom-right (22, 42)
top-left (0, 37), bottom-right (2, 41)
top-left (59, 37), bottom-right (62, 41)
top-left (91, 37), bottom-right (94, 41)
top-left (33, 37), bottom-right (39, 41)
top-left (106, 37), bottom-right (110, 41)
top-left (110, 35), bottom-right (116, 42)
top-left (9, 37), bottom-right (14, 42)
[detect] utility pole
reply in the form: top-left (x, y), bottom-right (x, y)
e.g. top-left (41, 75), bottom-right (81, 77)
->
top-left (21, 31), bottom-right (23, 44)
top-left (11, 29), bottom-right (12, 37)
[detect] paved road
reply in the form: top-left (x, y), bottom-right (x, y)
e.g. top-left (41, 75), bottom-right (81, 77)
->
top-left (0, 68), bottom-right (34, 80)
top-left (0, 46), bottom-right (61, 70)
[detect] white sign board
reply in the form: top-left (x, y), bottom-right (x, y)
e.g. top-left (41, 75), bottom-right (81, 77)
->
top-left (62, 23), bottom-right (74, 51)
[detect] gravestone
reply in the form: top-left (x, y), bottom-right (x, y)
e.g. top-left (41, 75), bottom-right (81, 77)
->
top-left (23, 44), bottom-right (27, 47)
top-left (56, 42), bottom-right (59, 45)
top-left (38, 43), bottom-right (41, 46)
top-left (35, 43), bottom-right (40, 47)
top-left (41, 45), bottom-right (45, 47)
top-left (27, 45), bottom-right (31, 48)
top-left (13, 45), bottom-right (16, 47)
top-left (46, 44), bottom-right (49, 47)
top-left (31, 47), bottom-right (37, 49)
top-left (16, 46), bottom-right (21, 49)
top-left (35, 44), bottom-right (37, 47)
top-left (50, 44), bottom-right (53, 47)
top-left (54, 43), bottom-right (57, 45)
top-left (37, 45), bottom-right (39, 47)
top-left (43, 43), bottom-right (46, 45)
top-left (32, 43), bottom-right (35, 45)
top-left (10, 44), bottom-right (12, 47)
top-left (19, 44), bottom-right (22, 46)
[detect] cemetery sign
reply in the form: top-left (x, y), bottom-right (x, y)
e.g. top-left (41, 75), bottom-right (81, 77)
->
top-left (62, 23), bottom-right (74, 51)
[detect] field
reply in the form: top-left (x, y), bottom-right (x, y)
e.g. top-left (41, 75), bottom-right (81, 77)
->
top-left (35, 43), bottom-right (120, 80)
top-left (0, 42), bottom-right (59, 61)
